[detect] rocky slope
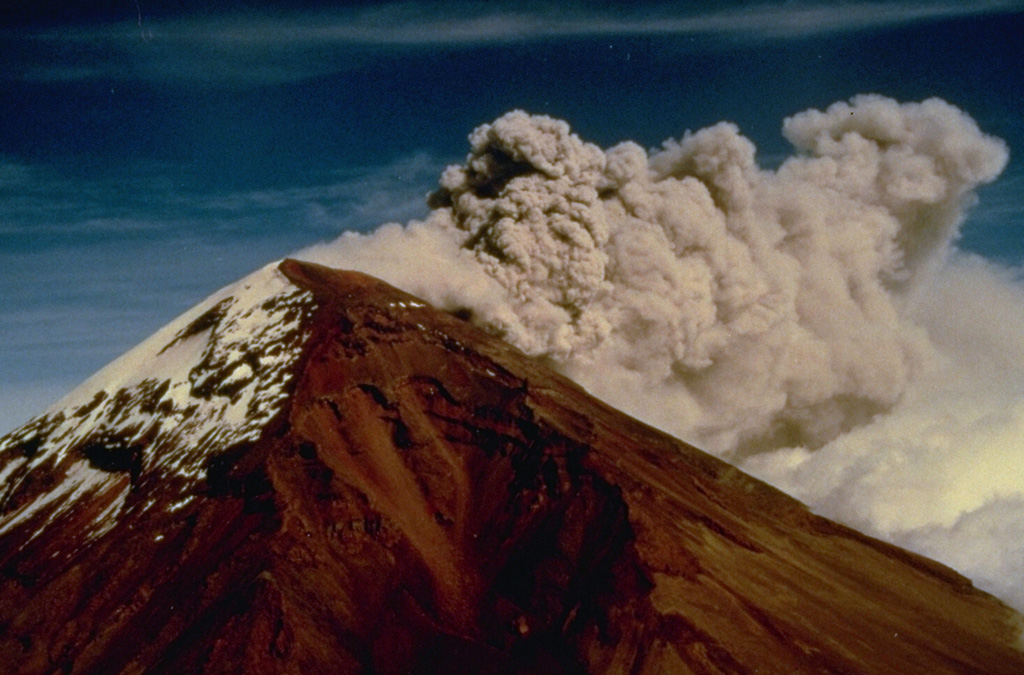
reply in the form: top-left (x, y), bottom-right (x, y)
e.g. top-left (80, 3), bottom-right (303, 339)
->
top-left (0, 259), bottom-right (1022, 674)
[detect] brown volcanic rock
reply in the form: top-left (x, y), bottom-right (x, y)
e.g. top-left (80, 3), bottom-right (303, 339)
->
top-left (1, 258), bottom-right (1023, 674)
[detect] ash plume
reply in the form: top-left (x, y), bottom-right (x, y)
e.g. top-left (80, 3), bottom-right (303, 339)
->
top-left (304, 95), bottom-right (1007, 454)
top-left (300, 95), bottom-right (1024, 610)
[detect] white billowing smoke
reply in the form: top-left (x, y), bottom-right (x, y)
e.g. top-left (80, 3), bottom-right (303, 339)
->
top-left (300, 95), bottom-right (1024, 611)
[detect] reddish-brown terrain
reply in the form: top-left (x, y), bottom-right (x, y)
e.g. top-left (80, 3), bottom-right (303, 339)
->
top-left (0, 259), bottom-right (1022, 674)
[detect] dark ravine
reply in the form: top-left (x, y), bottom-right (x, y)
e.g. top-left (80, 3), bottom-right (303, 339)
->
top-left (0, 258), bottom-right (1022, 674)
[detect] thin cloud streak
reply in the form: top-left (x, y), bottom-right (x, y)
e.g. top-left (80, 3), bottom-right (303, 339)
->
top-left (0, 153), bottom-right (442, 243)
top-left (322, 0), bottom-right (1024, 43)
top-left (6, 1), bottom-right (1023, 85)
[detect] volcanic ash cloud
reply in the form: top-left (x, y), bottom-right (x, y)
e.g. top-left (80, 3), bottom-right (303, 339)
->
top-left (305, 95), bottom-right (1008, 456)
top-left (301, 94), bottom-right (1024, 611)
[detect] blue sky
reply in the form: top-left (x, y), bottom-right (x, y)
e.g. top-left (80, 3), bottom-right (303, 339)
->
top-left (1, 0), bottom-right (1023, 433)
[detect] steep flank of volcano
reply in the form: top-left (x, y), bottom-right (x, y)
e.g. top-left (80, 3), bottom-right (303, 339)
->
top-left (0, 259), bottom-right (1021, 674)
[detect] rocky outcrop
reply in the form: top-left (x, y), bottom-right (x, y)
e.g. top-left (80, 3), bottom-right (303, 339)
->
top-left (1, 259), bottom-right (1022, 674)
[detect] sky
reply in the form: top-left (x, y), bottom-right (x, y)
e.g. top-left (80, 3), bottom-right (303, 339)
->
top-left (1, 0), bottom-right (1022, 429)
top-left (3, 0), bottom-right (1024, 613)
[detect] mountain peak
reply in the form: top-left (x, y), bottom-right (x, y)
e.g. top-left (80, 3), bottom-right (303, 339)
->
top-left (0, 261), bottom-right (314, 551)
top-left (1, 260), bottom-right (1022, 673)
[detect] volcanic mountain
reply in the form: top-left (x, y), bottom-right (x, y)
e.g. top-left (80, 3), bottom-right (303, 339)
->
top-left (1, 259), bottom-right (1022, 674)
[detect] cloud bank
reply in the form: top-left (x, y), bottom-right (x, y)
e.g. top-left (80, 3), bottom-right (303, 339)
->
top-left (299, 95), bottom-right (1024, 613)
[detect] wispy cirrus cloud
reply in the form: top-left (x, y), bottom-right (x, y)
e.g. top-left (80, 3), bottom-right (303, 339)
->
top-left (0, 152), bottom-right (441, 244)
top-left (284, 0), bottom-right (1024, 44)
top-left (5, 1), bottom-right (1022, 85)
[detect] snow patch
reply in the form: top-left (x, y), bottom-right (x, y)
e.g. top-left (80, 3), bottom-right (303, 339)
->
top-left (0, 459), bottom-right (117, 548)
top-left (0, 261), bottom-right (316, 547)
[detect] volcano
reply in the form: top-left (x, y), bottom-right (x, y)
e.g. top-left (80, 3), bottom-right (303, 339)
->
top-left (0, 258), bottom-right (1022, 674)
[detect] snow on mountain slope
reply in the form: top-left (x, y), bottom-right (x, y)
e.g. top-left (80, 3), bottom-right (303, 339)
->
top-left (0, 261), bottom-right (315, 549)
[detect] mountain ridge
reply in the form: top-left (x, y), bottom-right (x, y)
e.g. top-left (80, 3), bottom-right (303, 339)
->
top-left (0, 258), bottom-right (1022, 673)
